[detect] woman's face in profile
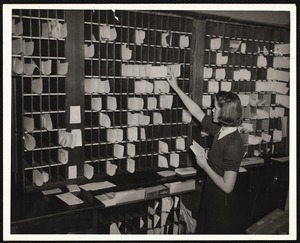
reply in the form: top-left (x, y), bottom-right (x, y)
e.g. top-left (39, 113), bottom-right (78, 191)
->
top-left (212, 100), bottom-right (221, 123)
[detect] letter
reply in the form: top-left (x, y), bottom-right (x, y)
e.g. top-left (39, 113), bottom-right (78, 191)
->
top-left (107, 96), bottom-right (117, 110)
top-left (122, 64), bottom-right (132, 77)
top-left (274, 43), bottom-right (290, 55)
top-left (208, 81), bottom-right (219, 93)
top-left (216, 53), bottom-right (228, 65)
top-left (281, 116), bottom-right (288, 137)
top-left (240, 43), bottom-right (246, 53)
top-left (113, 144), bottom-right (124, 158)
top-left (23, 134), bottom-right (36, 151)
top-left (135, 29), bottom-right (146, 45)
top-left (71, 129), bottom-right (82, 147)
top-left (127, 127), bottom-right (138, 142)
top-left (23, 61), bottom-right (38, 75)
top-left (107, 129), bottom-right (123, 143)
top-left (84, 164), bottom-right (94, 179)
top-left (167, 64), bottom-right (181, 78)
top-left (60, 23), bottom-right (68, 38)
top-left (273, 56), bottom-right (289, 69)
top-left (179, 35), bottom-right (189, 48)
top-left (182, 109), bottom-right (192, 123)
top-left (12, 19), bottom-right (23, 36)
top-left (99, 112), bottom-right (111, 128)
top-left (275, 94), bottom-right (289, 109)
top-left (97, 79), bottom-right (110, 93)
top-left (41, 113), bottom-right (53, 131)
top-left (149, 66), bottom-right (168, 78)
top-left (262, 132), bottom-right (271, 142)
top-left (57, 60), bottom-right (68, 75)
top-left (121, 44), bottom-right (132, 60)
top-left (31, 78), bottom-right (43, 94)
top-left (106, 161), bottom-right (118, 176)
top-left (12, 38), bottom-right (23, 54)
top-left (40, 60), bottom-right (52, 75)
top-left (273, 130), bottom-right (282, 142)
top-left (159, 140), bottom-right (169, 153)
top-left (153, 112), bottom-right (163, 125)
top-left (68, 165), bottom-right (77, 179)
top-left (126, 158), bottom-right (135, 173)
top-left (240, 122), bottom-right (254, 132)
top-left (23, 40), bottom-right (34, 56)
top-left (58, 148), bottom-right (68, 164)
top-left (221, 81), bottom-right (231, 92)
top-left (161, 31), bottom-right (172, 47)
top-left (140, 127), bottom-right (146, 140)
top-left (154, 80), bottom-right (170, 94)
top-left (127, 112), bottom-right (140, 126)
top-left (84, 43), bottom-right (95, 58)
top-left (158, 155), bottom-right (168, 168)
top-left (267, 68), bottom-right (289, 82)
top-left (210, 38), bottom-right (221, 50)
top-left (70, 106), bottom-right (81, 124)
top-left (229, 40), bottom-right (241, 52)
top-left (99, 25), bottom-right (111, 41)
top-left (33, 169), bottom-right (44, 186)
top-left (256, 109), bottom-right (270, 119)
top-left (109, 27), bottom-right (117, 41)
top-left (257, 55), bottom-right (267, 67)
top-left (85, 79), bottom-right (97, 93)
top-left (23, 116), bottom-right (34, 132)
top-left (215, 68), bottom-right (226, 80)
top-left (159, 95), bottom-right (173, 109)
top-left (91, 97), bottom-right (102, 111)
top-left (128, 97), bottom-right (144, 110)
top-left (127, 143), bottom-right (136, 157)
top-left (147, 97), bottom-right (157, 110)
top-left (248, 135), bottom-right (263, 145)
top-left (176, 137), bottom-right (185, 151)
top-left (170, 152), bottom-right (179, 168)
top-left (203, 67), bottom-right (213, 79)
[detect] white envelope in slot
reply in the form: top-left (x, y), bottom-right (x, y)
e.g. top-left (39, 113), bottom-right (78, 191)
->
top-left (60, 23), bottom-right (68, 38)
top-left (179, 35), bottom-right (189, 48)
top-left (109, 27), bottom-right (117, 41)
top-left (84, 164), bottom-right (94, 179)
top-left (127, 112), bottom-right (140, 126)
top-left (40, 60), bottom-right (52, 75)
top-left (127, 127), bottom-right (138, 142)
top-left (255, 81), bottom-right (264, 92)
top-left (257, 55), bottom-right (267, 67)
top-left (147, 217), bottom-right (153, 229)
top-left (281, 116), bottom-right (288, 137)
top-left (154, 214), bottom-right (160, 228)
top-left (240, 69), bottom-right (251, 81)
top-left (140, 114), bottom-right (151, 126)
top-left (12, 38), bottom-right (23, 54)
top-left (215, 68), bottom-right (226, 80)
top-left (132, 64), bottom-right (140, 77)
top-left (135, 29), bottom-right (146, 45)
top-left (149, 66), bottom-right (168, 78)
top-left (216, 53), bottom-right (228, 65)
top-left (170, 153), bottom-right (179, 168)
top-left (229, 40), bottom-right (241, 52)
top-left (12, 58), bottom-right (23, 74)
top-left (221, 82), bottom-right (231, 92)
top-left (240, 43), bottom-right (246, 53)
top-left (248, 93), bottom-right (258, 107)
top-left (147, 97), bottom-right (157, 110)
top-left (127, 143), bottom-right (136, 157)
top-left (58, 148), bottom-right (68, 164)
top-left (267, 68), bottom-right (289, 82)
top-left (135, 80), bottom-right (154, 94)
top-left (238, 94), bottom-right (249, 106)
top-left (110, 223), bottom-right (121, 234)
top-left (24, 134), bottom-right (36, 151)
top-left (153, 112), bottom-right (163, 125)
top-left (276, 107), bottom-right (285, 117)
top-left (273, 130), bottom-right (282, 142)
top-left (41, 22), bottom-right (50, 37)
top-left (71, 129), bottom-right (82, 147)
top-left (107, 129), bottom-right (123, 143)
top-left (233, 70), bottom-right (241, 81)
top-left (107, 96), bottom-right (117, 110)
top-left (91, 97), bottom-right (102, 111)
top-left (23, 40), bottom-right (34, 56)
top-left (23, 61), bottom-right (38, 75)
top-left (97, 79), bottom-right (110, 93)
top-left (273, 56), bottom-right (290, 69)
top-left (210, 38), bottom-right (221, 50)
top-left (256, 109), bottom-right (269, 119)
top-left (140, 127), bottom-right (146, 140)
top-left (161, 196), bottom-right (173, 212)
top-left (182, 109), bottom-right (192, 123)
top-left (84, 79), bottom-right (97, 93)
top-left (161, 31), bottom-right (172, 47)
top-left (203, 67), bottom-right (213, 79)
top-left (159, 95), bottom-right (173, 109)
top-left (274, 43), bottom-right (290, 55)
top-left (99, 25), bottom-right (111, 41)
top-left (269, 107), bottom-right (276, 118)
top-left (98, 112), bottom-right (111, 129)
top-left (42, 171), bottom-right (49, 183)
top-left (68, 165), bottom-right (77, 179)
top-left (261, 132), bottom-right (271, 142)
top-left (84, 43), bottom-right (95, 58)
top-left (208, 81), bottom-right (219, 93)
top-left (106, 161), bottom-right (118, 176)
top-left (113, 144), bottom-right (124, 158)
top-left (121, 64), bottom-right (133, 77)
top-left (275, 94), bottom-right (289, 109)
top-left (148, 206), bottom-right (155, 215)
top-left (248, 135), bottom-right (263, 145)
top-left (12, 19), bottom-right (23, 36)
top-left (48, 20), bottom-right (63, 38)
top-left (167, 64), bottom-right (181, 78)
top-left (24, 116), bottom-right (34, 132)
top-left (121, 44), bottom-right (132, 60)
top-left (176, 137), bottom-right (185, 150)
top-left (154, 80), bottom-right (170, 94)
top-left (128, 97), bottom-right (144, 110)
top-left (33, 169), bottom-right (44, 186)
top-left (41, 113), bottom-right (53, 131)
top-left (273, 81), bottom-right (289, 95)
top-left (158, 155), bottom-right (168, 168)
top-left (57, 60), bottom-right (68, 75)
top-left (127, 158), bottom-right (135, 173)
top-left (161, 212), bottom-right (168, 227)
top-left (159, 140), bottom-right (169, 153)
top-left (140, 217), bottom-right (144, 229)
top-left (202, 95), bottom-right (211, 107)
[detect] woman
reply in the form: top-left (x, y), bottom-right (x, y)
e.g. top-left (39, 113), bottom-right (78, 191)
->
top-left (166, 74), bottom-right (245, 234)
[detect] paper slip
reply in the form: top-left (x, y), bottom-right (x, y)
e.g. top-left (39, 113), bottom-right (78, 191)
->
top-left (79, 181), bottom-right (116, 191)
top-left (157, 170), bottom-right (176, 177)
top-left (271, 156), bottom-right (289, 163)
top-left (175, 167), bottom-right (197, 176)
top-left (190, 140), bottom-right (207, 158)
top-left (56, 192), bottom-right (84, 206)
top-left (95, 192), bottom-right (116, 207)
top-left (42, 188), bottom-right (62, 195)
top-left (67, 184), bottom-right (81, 192)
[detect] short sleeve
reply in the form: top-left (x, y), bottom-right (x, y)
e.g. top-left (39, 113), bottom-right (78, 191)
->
top-left (222, 142), bottom-right (244, 172)
top-left (201, 115), bottom-right (221, 136)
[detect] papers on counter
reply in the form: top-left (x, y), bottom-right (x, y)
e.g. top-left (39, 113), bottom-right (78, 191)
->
top-left (79, 181), bottom-right (116, 191)
top-left (56, 192), bottom-right (83, 206)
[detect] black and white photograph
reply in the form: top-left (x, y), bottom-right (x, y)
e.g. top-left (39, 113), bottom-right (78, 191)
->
top-left (3, 2), bottom-right (297, 241)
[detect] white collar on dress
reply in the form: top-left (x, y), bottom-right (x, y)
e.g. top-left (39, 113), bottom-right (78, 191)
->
top-left (218, 127), bottom-right (237, 140)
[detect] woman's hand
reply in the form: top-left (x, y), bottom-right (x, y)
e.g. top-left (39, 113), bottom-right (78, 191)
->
top-left (195, 153), bottom-right (208, 169)
top-left (166, 74), bottom-right (179, 89)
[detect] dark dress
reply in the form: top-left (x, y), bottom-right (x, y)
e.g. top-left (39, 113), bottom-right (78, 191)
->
top-left (196, 115), bottom-right (245, 234)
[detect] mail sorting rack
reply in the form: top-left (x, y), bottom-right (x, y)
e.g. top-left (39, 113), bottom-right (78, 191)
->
top-left (202, 19), bottom-right (290, 157)
top-left (12, 9), bottom-right (68, 191)
top-left (83, 10), bottom-right (193, 178)
top-left (98, 195), bottom-right (184, 234)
